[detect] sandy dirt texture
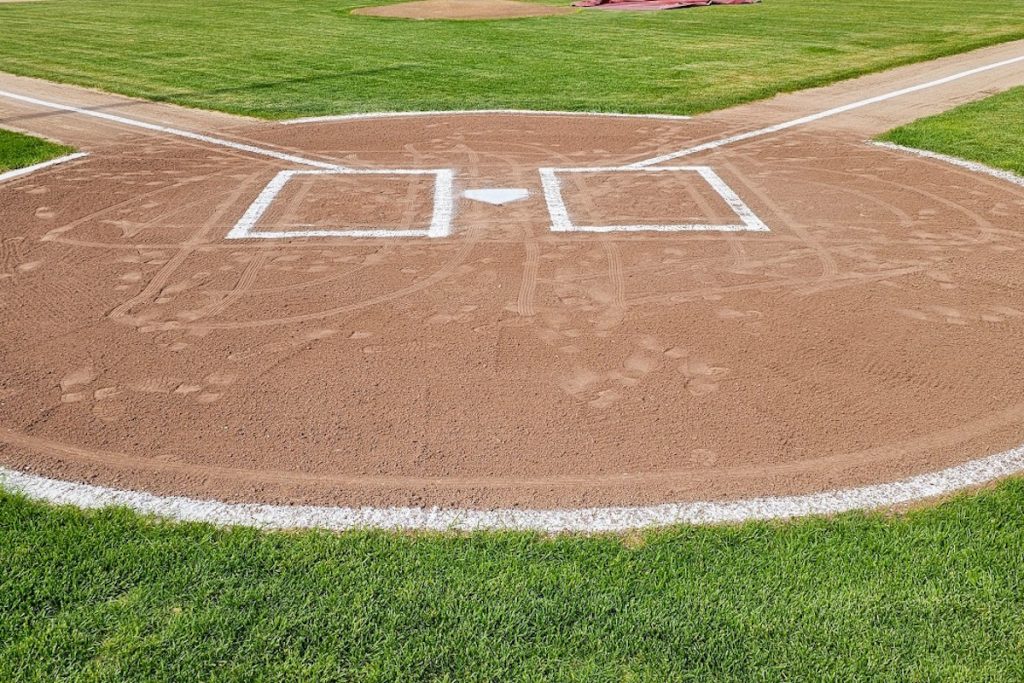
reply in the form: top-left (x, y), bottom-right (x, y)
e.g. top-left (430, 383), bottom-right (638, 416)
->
top-left (1, 41), bottom-right (1024, 510)
top-left (353, 0), bottom-right (574, 20)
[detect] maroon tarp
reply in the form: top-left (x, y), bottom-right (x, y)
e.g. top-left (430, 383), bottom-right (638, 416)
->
top-left (573, 0), bottom-right (758, 10)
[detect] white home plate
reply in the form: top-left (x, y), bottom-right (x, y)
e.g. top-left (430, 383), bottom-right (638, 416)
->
top-left (463, 188), bottom-right (529, 205)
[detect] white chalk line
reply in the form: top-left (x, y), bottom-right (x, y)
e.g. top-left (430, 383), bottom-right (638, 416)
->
top-left (627, 53), bottom-right (1024, 169)
top-left (227, 167), bottom-right (455, 239)
top-left (0, 151), bottom-right (88, 184)
top-left (282, 109), bottom-right (692, 125)
top-left (871, 141), bottom-right (1024, 188)
top-left (2, 441), bottom-right (1024, 532)
top-left (540, 166), bottom-right (769, 233)
top-left (0, 89), bottom-right (345, 171)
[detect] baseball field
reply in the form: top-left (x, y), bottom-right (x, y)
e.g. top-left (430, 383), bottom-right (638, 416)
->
top-left (1, 0), bottom-right (1023, 679)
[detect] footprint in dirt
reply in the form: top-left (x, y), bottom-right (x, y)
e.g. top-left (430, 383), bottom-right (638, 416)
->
top-left (678, 357), bottom-right (729, 397)
top-left (641, 335), bottom-right (730, 397)
top-left (716, 307), bottom-right (764, 334)
top-left (59, 366), bottom-right (98, 404)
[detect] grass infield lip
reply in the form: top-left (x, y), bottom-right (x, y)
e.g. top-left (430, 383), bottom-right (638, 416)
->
top-left (876, 85), bottom-right (1024, 179)
top-left (870, 141), bottom-right (1024, 188)
top-left (0, 150), bottom-right (87, 184)
top-left (0, 127), bottom-right (76, 175)
top-left (1, 478), bottom-right (1023, 679)
top-left (3, 438), bottom-right (1024, 532)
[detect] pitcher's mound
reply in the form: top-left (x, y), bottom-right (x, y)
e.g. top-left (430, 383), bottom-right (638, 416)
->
top-left (354, 0), bottom-right (574, 20)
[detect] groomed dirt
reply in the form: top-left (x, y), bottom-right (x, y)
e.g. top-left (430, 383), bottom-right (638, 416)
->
top-left (1, 41), bottom-right (1024, 512)
top-left (353, 0), bottom-right (574, 20)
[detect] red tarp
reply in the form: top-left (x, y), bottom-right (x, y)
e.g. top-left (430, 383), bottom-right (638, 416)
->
top-left (573, 0), bottom-right (758, 10)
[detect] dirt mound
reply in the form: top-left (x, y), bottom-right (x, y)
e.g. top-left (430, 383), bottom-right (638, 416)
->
top-left (354, 0), bottom-right (574, 20)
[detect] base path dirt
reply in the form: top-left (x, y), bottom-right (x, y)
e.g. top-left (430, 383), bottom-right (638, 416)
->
top-left (1, 41), bottom-right (1024, 516)
top-left (353, 0), bottom-right (574, 20)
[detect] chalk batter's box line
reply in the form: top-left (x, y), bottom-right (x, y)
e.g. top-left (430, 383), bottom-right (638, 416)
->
top-left (539, 166), bottom-right (769, 234)
top-left (227, 168), bottom-right (455, 240)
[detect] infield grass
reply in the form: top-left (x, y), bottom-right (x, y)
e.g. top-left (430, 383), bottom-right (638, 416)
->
top-left (0, 128), bottom-right (73, 173)
top-left (880, 86), bottom-right (1024, 177)
top-left (0, 0), bottom-right (1022, 118)
top-left (2, 482), bottom-right (1023, 681)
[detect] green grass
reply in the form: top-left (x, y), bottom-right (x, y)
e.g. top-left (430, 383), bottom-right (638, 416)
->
top-left (0, 0), bottom-right (1022, 118)
top-left (0, 128), bottom-right (73, 173)
top-left (880, 86), bottom-right (1024, 176)
top-left (2, 483), bottom-right (1023, 681)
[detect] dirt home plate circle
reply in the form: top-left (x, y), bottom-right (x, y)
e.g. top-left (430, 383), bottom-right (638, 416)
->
top-left (1, 49), bottom-right (1024, 530)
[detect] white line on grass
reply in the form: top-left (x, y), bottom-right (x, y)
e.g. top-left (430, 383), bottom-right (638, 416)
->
top-left (871, 141), bottom-right (1024, 188)
top-left (3, 441), bottom-right (1024, 532)
top-left (627, 54), bottom-right (1024, 168)
top-left (0, 90), bottom-right (345, 170)
top-left (0, 151), bottom-right (88, 184)
top-left (281, 109), bottom-right (693, 125)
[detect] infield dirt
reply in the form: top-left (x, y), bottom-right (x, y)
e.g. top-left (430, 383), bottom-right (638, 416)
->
top-left (1, 41), bottom-right (1023, 511)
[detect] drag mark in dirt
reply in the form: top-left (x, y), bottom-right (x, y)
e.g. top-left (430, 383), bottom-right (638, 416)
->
top-left (106, 174), bottom-right (265, 328)
top-left (517, 239), bottom-right (540, 317)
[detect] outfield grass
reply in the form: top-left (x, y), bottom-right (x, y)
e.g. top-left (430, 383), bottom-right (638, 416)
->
top-left (1, 483), bottom-right (1023, 681)
top-left (0, 0), bottom-right (1022, 118)
top-left (0, 128), bottom-right (72, 173)
top-left (880, 86), bottom-right (1024, 176)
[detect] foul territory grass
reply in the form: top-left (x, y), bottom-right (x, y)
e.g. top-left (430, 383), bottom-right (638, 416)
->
top-left (0, 0), bottom-right (1023, 118)
top-left (880, 86), bottom-right (1024, 177)
top-left (0, 128), bottom-right (72, 173)
top-left (1, 483), bottom-right (1023, 681)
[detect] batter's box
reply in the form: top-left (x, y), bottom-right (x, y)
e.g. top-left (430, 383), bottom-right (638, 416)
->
top-left (539, 166), bottom-right (768, 233)
top-left (227, 168), bottom-right (454, 240)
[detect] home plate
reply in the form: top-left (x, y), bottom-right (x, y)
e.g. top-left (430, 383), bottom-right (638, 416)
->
top-left (463, 188), bottom-right (529, 205)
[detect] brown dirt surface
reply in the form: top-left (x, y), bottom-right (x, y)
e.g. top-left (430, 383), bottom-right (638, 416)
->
top-left (1, 41), bottom-right (1023, 511)
top-left (353, 0), bottom-right (574, 20)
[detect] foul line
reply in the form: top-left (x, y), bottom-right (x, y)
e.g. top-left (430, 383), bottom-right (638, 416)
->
top-left (627, 53), bottom-right (1024, 168)
top-left (3, 441), bottom-right (1023, 532)
top-left (0, 151), bottom-right (88, 184)
top-left (282, 109), bottom-right (692, 125)
top-left (0, 89), bottom-right (345, 170)
top-left (872, 141), bottom-right (1024, 188)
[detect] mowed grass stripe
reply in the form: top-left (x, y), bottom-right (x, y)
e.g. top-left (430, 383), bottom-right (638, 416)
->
top-left (880, 86), bottom-right (1024, 176)
top-left (0, 128), bottom-right (73, 173)
top-left (0, 0), bottom-right (1022, 118)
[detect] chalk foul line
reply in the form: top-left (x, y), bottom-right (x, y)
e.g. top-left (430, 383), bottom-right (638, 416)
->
top-left (0, 89), bottom-right (345, 171)
top-left (627, 53), bottom-right (1024, 168)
